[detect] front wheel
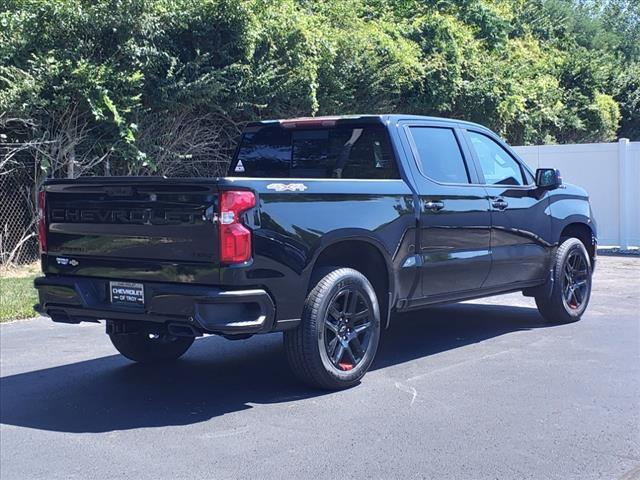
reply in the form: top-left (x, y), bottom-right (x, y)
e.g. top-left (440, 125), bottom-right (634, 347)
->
top-left (109, 332), bottom-right (194, 363)
top-left (284, 268), bottom-right (381, 390)
top-left (535, 237), bottom-right (593, 323)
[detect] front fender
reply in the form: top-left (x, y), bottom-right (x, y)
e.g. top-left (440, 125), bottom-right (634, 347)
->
top-left (549, 185), bottom-right (597, 245)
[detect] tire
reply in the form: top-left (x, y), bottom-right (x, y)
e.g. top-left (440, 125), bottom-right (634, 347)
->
top-left (284, 268), bottom-right (381, 390)
top-left (109, 332), bottom-right (194, 363)
top-left (535, 237), bottom-right (593, 323)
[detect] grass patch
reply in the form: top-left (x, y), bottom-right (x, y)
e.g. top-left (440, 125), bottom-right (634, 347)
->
top-left (0, 263), bottom-right (40, 322)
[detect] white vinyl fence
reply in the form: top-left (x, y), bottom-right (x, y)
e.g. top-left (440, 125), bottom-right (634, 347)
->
top-left (513, 139), bottom-right (640, 248)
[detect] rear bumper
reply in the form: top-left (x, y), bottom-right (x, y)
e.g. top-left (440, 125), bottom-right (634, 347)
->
top-left (34, 275), bottom-right (276, 335)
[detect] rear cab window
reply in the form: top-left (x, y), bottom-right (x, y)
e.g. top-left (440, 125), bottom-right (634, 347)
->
top-left (230, 124), bottom-right (399, 179)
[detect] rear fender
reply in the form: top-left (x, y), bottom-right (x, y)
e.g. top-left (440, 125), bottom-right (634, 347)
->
top-left (305, 229), bottom-right (396, 327)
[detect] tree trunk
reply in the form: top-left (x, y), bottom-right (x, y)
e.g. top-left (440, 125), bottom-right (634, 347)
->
top-left (67, 144), bottom-right (75, 179)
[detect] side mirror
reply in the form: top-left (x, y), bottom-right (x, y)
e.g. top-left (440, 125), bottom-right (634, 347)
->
top-left (535, 168), bottom-right (562, 189)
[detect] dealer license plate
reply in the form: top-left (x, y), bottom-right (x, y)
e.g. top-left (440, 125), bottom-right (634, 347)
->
top-left (109, 281), bottom-right (144, 307)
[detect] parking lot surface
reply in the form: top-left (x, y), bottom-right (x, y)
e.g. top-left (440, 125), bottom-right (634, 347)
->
top-left (1, 255), bottom-right (639, 480)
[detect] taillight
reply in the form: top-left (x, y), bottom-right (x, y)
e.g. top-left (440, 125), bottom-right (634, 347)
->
top-left (38, 189), bottom-right (47, 254)
top-left (219, 190), bottom-right (256, 264)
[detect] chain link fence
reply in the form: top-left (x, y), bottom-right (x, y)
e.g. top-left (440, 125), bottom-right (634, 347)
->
top-left (0, 147), bottom-right (40, 267)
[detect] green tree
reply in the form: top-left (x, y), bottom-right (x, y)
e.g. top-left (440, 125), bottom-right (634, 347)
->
top-left (1, 0), bottom-right (638, 181)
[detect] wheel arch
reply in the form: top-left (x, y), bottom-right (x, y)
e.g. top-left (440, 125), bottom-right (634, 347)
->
top-left (559, 221), bottom-right (597, 265)
top-left (306, 232), bottom-right (394, 329)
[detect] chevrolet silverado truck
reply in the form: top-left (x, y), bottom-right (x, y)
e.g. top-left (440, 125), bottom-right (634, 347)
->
top-left (34, 115), bottom-right (597, 389)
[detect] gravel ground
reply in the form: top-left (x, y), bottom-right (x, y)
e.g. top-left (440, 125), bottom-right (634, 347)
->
top-left (1, 255), bottom-right (638, 480)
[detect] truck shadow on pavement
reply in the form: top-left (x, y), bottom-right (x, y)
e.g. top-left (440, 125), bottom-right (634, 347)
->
top-left (1, 303), bottom-right (555, 433)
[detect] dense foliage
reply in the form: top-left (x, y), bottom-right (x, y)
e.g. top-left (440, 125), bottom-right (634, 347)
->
top-left (1, 0), bottom-right (638, 176)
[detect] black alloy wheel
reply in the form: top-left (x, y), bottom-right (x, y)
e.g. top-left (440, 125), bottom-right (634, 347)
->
top-left (561, 248), bottom-right (590, 311)
top-left (535, 237), bottom-right (592, 323)
top-left (284, 267), bottom-right (381, 389)
top-left (323, 287), bottom-right (374, 371)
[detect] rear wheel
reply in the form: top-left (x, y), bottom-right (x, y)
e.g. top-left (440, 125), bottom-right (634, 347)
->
top-left (284, 268), bottom-right (381, 390)
top-left (109, 332), bottom-right (194, 363)
top-left (535, 237), bottom-right (592, 323)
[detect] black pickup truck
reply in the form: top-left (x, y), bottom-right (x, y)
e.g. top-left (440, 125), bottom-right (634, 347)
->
top-left (34, 115), bottom-right (596, 389)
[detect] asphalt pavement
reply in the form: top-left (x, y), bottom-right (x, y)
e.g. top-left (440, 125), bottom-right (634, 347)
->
top-left (1, 255), bottom-right (639, 480)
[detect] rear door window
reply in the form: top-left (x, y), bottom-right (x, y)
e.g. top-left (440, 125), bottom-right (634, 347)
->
top-left (408, 127), bottom-right (470, 184)
top-left (230, 125), bottom-right (399, 179)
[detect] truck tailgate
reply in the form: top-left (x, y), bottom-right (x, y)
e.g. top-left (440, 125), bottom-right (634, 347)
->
top-left (44, 178), bottom-right (220, 273)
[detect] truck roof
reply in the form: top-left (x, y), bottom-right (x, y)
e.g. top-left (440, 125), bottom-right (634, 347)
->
top-left (246, 114), bottom-right (490, 131)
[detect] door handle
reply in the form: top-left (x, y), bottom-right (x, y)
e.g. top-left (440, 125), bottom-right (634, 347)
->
top-left (424, 200), bottom-right (444, 212)
top-left (491, 198), bottom-right (508, 210)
